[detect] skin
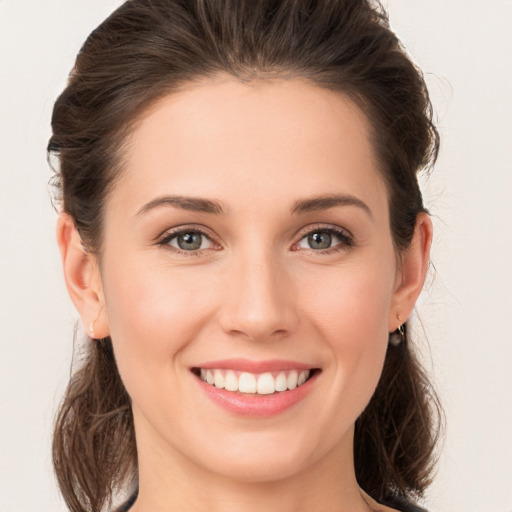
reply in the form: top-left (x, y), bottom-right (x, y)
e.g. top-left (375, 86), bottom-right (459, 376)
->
top-left (57, 77), bottom-right (432, 512)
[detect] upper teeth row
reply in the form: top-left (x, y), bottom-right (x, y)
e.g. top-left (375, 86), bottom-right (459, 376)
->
top-left (200, 369), bottom-right (311, 395)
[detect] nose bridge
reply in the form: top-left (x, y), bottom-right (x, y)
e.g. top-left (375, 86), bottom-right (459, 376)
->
top-left (219, 242), bottom-right (296, 341)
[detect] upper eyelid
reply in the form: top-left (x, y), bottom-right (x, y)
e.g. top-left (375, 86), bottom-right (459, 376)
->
top-left (294, 223), bottom-right (353, 240)
top-left (157, 227), bottom-right (220, 256)
top-left (156, 223), bottom-right (353, 249)
top-left (292, 225), bottom-right (355, 253)
top-left (156, 224), bottom-right (217, 243)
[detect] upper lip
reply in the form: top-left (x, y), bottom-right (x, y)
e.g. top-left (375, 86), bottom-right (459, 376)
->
top-left (192, 358), bottom-right (317, 373)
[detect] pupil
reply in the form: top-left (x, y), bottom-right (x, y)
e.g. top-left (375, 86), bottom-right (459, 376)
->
top-left (309, 232), bottom-right (331, 250)
top-left (178, 232), bottom-right (202, 250)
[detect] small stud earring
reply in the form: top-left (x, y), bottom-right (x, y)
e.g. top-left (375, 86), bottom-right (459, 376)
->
top-left (389, 315), bottom-right (406, 346)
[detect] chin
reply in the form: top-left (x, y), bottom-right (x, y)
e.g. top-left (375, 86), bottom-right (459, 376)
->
top-left (205, 452), bottom-right (309, 484)
top-left (187, 429), bottom-right (328, 483)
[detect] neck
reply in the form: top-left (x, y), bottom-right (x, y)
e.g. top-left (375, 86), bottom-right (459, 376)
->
top-left (130, 426), bottom-right (378, 512)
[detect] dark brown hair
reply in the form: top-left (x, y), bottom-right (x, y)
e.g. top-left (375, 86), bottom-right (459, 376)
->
top-left (49, 1), bottom-right (442, 511)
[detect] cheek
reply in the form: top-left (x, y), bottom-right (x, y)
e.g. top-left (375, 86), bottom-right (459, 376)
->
top-left (300, 257), bottom-right (396, 404)
top-left (304, 261), bottom-right (395, 345)
top-left (100, 255), bottom-right (216, 380)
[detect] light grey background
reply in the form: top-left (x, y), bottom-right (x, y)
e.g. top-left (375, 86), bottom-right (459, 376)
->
top-left (0, 1), bottom-right (511, 511)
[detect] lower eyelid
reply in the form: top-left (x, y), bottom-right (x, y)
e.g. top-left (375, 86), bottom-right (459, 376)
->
top-left (297, 228), bottom-right (353, 247)
top-left (157, 226), bottom-right (353, 254)
top-left (172, 234), bottom-right (213, 250)
top-left (158, 229), bottom-right (217, 249)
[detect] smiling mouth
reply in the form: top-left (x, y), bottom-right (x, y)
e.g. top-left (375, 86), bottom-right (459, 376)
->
top-left (191, 368), bottom-right (318, 395)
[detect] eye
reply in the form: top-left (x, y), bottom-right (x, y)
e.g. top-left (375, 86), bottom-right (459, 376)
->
top-left (296, 227), bottom-right (353, 252)
top-left (161, 229), bottom-right (216, 252)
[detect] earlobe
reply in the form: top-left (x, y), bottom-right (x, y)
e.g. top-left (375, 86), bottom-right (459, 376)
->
top-left (56, 213), bottom-right (109, 338)
top-left (389, 213), bottom-right (433, 332)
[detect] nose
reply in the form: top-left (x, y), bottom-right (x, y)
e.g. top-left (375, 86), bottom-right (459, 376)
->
top-left (217, 248), bottom-right (298, 342)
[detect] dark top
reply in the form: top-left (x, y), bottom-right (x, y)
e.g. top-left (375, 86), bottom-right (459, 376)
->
top-left (384, 495), bottom-right (428, 512)
top-left (116, 491), bottom-right (427, 512)
top-left (117, 493), bottom-right (137, 512)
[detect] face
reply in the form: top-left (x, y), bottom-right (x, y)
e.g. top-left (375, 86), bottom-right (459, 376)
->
top-left (97, 78), bottom-right (403, 482)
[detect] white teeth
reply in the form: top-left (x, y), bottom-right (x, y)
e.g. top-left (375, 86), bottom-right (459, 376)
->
top-left (239, 372), bottom-right (257, 393)
top-left (257, 373), bottom-right (275, 395)
top-left (198, 368), bottom-right (312, 394)
top-left (214, 370), bottom-right (225, 389)
top-left (275, 372), bottom-right (288, 392)
top-left (224, 370), bottom-right (238, 392)
top-left (287, 370), bottom-right (298, 390)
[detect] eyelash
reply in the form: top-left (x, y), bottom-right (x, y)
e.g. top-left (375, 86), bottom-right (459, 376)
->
top-left (293, 225), bottom-right (355, 255)
top-left (156, 225), bottom-right (220, 257)
top-left (156, 224), bottom-right (354, 256)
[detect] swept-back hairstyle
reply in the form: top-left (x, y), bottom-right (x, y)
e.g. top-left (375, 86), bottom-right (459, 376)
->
top-left (49, 1), bottom-right (442, 511)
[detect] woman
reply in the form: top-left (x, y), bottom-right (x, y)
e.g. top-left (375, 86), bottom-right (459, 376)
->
top-left (50, 1), bottom-right (442, 511)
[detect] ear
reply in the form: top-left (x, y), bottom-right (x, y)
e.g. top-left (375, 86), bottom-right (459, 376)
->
top-left (56, 213), bottom-right (109, 338)
top-left (388, 212), bottom-right (433, 332)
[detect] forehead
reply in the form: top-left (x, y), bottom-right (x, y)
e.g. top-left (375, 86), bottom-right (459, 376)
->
top-left (112, 78), bottom-right (388, 217)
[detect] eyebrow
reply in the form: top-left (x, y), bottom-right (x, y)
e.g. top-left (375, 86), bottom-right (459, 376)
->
top-left (135, 193), bottom-right (372, 218)
top-left (136, 195), bottom-right (224, 216)
top-left (291, 194), bottom-right (373, 218)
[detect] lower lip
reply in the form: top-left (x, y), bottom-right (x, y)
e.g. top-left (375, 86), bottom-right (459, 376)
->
top-left (195, 371), bottom-right (319, 418)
